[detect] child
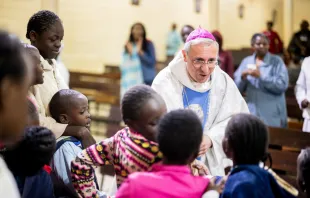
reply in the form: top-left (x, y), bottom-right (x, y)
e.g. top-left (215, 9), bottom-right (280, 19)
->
top-left (221, 113), bottom-right (297, 198)
top-left (297, 148), bottom-right (310, 198)
top-left (0, 30), bottom-right (33, 198)
top-left (71, 85), bottom-right (167, 197)
top-left (49, 89), bottom-right (91, 134)
top-left (71, 85), bottom-right (209, 197)
top-left (49, 89), bottom-right (96, 197)
top-left (116, 109), bottom-right (224, 198)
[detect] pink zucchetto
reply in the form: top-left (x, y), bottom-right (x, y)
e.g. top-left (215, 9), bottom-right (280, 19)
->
top-left (185, 27), bottom-right (216, 43)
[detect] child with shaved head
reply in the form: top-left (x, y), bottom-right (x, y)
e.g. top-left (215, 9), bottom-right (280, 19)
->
top-left (49, 89), bottom-right (96, 197)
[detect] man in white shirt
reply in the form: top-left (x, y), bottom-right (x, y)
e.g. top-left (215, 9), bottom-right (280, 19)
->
top-left (295, 57), bottom-right (310, 132)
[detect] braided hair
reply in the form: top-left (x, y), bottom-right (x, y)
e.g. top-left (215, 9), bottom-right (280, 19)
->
top-left (26, 10), bottom-right (61, 39)
top-left (225, 113), bottom-right (270, 166)
top-left (2, 126), bottom-right (56, 176)
top-left (121, 84), bottom-right (160, 122)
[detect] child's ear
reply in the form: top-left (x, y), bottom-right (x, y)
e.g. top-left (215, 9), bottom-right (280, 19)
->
top-left (59, 114), bottom-right (69, 124)
top-left (222, 137), bottom-right (233, 159)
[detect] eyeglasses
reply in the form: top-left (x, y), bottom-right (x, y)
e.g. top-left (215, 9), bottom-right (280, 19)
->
top-left (191, 59), bottom-right (218, 68)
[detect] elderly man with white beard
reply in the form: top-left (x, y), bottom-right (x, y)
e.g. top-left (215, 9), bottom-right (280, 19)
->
top-left (152, 27), bottom-right (249, 176)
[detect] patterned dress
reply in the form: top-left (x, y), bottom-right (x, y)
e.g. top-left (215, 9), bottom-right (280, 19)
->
top-left (71, 127), bottom-right (163, 198)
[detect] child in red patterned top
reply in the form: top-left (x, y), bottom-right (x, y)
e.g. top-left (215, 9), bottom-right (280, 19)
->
top-left (71, 85), bottom-right (167, 198)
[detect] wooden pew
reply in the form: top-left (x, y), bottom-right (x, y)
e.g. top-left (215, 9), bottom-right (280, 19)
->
top-left (285, 86), bottom-right (303, 129)
top-left (268, 127), bottom-right (310, 197)
top-left (104, 65), bottom-right (120, 73)
top-left (105, 61), bottom-right (167, 74)
top-left (286, 86), bottom-right (302, 121)
top-left (69, 71), bottom-right (122, 136)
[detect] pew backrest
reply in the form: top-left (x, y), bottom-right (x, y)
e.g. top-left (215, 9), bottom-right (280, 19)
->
top-left (268, 126), bottom-right (310, 193)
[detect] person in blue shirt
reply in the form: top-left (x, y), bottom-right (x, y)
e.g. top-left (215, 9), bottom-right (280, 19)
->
top-left (124, 23), bottom-right (156, 85)
top-left (166, 23), bottom-right (182, 63)
top-left (221, 113), bottom-right (297, 198)
top-left (234, 33), bottom-right (289, 127)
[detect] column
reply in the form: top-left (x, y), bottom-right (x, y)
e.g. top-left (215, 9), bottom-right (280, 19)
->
top-left (283, 0), bottom-right (293, 47)
top-left (208, 0), bottom-right (220, 30)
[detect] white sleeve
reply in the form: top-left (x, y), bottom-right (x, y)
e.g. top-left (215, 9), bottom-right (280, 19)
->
top-left (52, 59), bottom-right (69, 90)
top-left (295, 60), bottom-right (308, 109)
top-left (202, 190), bottom-right (220, 198)
top-left (0, 157), bottom-right (20, 198)
top-left (205, 77), bottom-right (249, 175)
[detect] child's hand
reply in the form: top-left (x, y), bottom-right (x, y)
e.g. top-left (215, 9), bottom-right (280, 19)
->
top-left (301, 99), bottom-right (309, 109)
top-left (78, 127), bottom-right (96, 148)
top-left (191, 160), bottom-right (210, 176)
top-left (63, 126), bottom-right (96, 148)
top-left (206, 176), bottom-right (227, 194)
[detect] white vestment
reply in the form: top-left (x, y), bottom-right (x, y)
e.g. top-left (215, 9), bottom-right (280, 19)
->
top-left (152, 52), bottom-right (249, 176)
top-left (295, 57), bottom-right (310, 132)
top-left (0, 156), bottom-right (20, 198)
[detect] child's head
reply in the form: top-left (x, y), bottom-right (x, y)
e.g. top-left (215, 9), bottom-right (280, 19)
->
top-left (121, 85), bottom-right (166, 142)
top-left (223, 113), bottom-right (269, 166)
top-left (27, 99), bottom-right (40, 126)
top-left (3, 126), bottom-right (56, 176)
top-left (26, 10), bottom-right (64, 60)
top-left (157, 109), bottom-right (203, 165)
top-left (49, 89), bottom-right (91, 129)
top-left (0, 31), bottom-right (32, 145)
top-left (297, 148), bottom-right (310, 195)
top-left (23, 44), bottom-right (44, 85)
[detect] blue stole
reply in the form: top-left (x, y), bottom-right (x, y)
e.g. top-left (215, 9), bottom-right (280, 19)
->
top-left (182, 87), bottom-right (210, 127)
top-left (182, 87), bottom-right (210, 160)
